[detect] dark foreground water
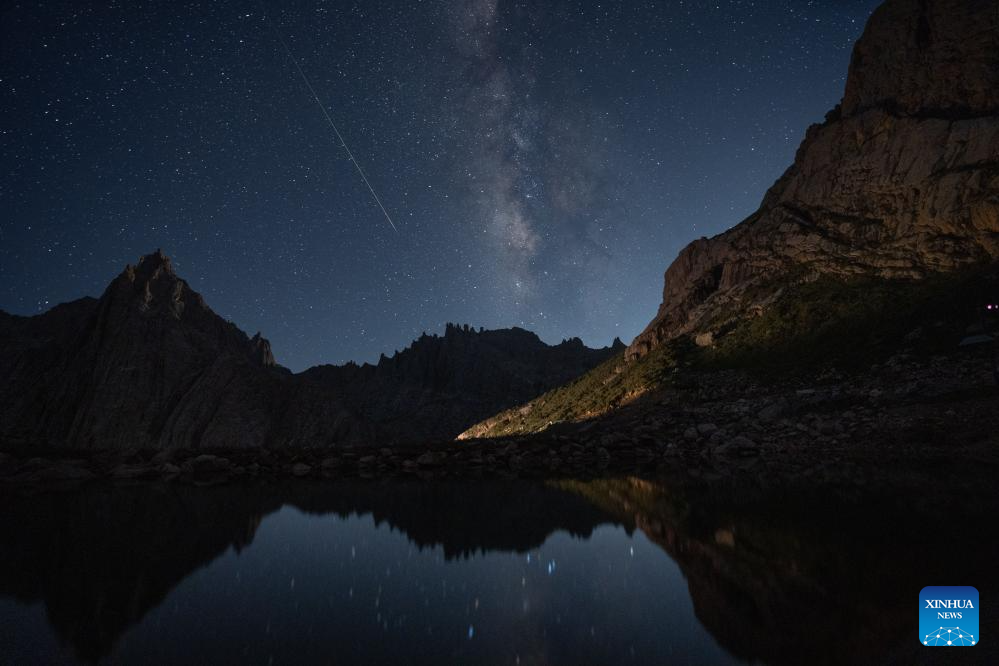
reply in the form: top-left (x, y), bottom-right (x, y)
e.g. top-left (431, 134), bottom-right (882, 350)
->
top-left (0, 470), bottom-right (996, 665)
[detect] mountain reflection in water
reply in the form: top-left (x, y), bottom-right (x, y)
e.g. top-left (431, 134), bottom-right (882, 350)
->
top-left (0, 472), bottom-right (996, 665)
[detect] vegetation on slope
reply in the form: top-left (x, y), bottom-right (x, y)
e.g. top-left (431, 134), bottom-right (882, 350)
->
top-left (462, 264), bottom-right (998, 439)
top-left (459, 340), bottom-right (688, 438)
top-left (704, 267), bottom-right (998, 371)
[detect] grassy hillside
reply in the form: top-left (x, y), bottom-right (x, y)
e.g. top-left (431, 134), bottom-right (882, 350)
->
top-left (704, 268), bottom-right (996, 370)
top-left (458, 339), bottom-right (686, 438)
top-left (460, 265), bottom-right (999, 439)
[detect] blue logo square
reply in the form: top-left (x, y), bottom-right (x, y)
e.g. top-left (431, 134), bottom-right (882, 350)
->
top-left (920, 586), bottom-right (979, 646)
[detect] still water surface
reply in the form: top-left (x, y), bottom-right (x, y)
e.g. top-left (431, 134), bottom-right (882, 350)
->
top-left (0, 473), bottom-right (995, 664)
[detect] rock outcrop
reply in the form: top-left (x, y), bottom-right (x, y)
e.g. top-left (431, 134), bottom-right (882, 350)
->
top-left (0, 251), bottom-right (616, 450)
top-left (628, 0), bottom-right (999, 360)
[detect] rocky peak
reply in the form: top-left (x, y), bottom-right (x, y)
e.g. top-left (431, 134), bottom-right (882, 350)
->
top-left (114, 249), bottom-right (201, 320)
top-left (129, 248), bottom-right (175, 279)
top-left (627, 0), bottom-right (999, 361)
top-left (96, 249), bottom-right (279, 370)
top-left (0, 250), bottom-right (356, 450)
top-left (249, 332), bottom-right (277, 367)
top-left (444, 322), bottom-right (475, 336)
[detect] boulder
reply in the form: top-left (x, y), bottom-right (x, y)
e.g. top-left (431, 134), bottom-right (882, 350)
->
top-left (416, 452), bottom-right (439, 467)
top-left (758, 400), bottom-right (788, 424)
top-left (187, 455), bottom-right (231, 474)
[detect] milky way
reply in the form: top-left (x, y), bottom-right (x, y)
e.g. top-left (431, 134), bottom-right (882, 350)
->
top-left (0, 0), bottom-right (880, 370)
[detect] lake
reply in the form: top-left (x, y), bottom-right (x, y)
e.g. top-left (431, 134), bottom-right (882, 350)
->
top-left (0, 468), bottom-right (995, 664)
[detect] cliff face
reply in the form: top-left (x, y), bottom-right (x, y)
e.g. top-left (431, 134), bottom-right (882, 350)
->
top-left (628, 0), bottom-right (999, 359)
top-left (0, 252), bottom-right (615, 450)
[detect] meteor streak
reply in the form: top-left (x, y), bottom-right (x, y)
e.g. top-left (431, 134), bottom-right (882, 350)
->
top-left (260, 5), bottom-right (399, 233)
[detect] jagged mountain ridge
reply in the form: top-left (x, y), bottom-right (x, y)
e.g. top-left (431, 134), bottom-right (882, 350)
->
top-left (302, 324), bottom-right (623, 442)
top-left (627, 0), bottom-right (999, 359)
top-left (0, 251), bottom-right (617, 450)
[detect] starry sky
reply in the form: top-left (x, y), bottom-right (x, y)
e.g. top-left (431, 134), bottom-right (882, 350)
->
top-left (1, 0), bottom-right (881, 371)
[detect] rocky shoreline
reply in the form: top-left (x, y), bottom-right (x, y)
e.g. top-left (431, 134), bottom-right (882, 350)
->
top-left (471, 343), bottom-right (997, 450)
top-left (3, 346), bottom-right (995, 492)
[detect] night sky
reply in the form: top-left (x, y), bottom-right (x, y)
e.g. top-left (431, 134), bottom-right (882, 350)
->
top-left (1, 0), bottom-right (881, 371)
